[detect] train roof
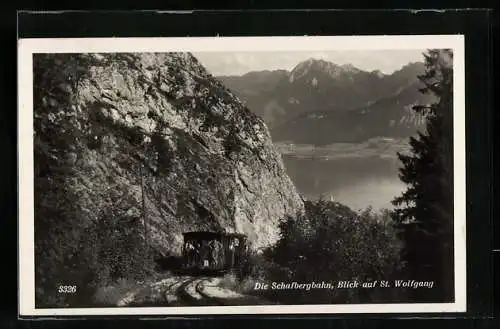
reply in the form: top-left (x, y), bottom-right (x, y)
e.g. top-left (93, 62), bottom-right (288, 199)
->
top-left (182, 231), bottom-right (247, 239)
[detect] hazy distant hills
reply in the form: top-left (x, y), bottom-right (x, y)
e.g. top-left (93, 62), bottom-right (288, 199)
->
top-left (217, 69), bottom-right (289, 97)
top-left (272, 79), bottom-right (435, 145)
top-left (218, 58), bottom-right (434, 145)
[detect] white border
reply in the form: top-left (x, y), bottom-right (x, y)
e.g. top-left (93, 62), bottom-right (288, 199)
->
top-left (18, 35), bottom-right (466, 316)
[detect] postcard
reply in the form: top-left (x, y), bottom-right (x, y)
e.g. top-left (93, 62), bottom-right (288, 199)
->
top-left (18, 35), bottom-right (466, 316)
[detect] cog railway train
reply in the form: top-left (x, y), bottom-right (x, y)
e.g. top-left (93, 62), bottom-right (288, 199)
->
top-left (181, 231), bottom-right (250, 275)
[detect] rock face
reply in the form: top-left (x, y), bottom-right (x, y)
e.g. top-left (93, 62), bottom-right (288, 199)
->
top-left (33, 52), bottom-right (304, 256)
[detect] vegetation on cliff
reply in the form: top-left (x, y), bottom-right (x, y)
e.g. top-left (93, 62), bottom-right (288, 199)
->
top-left (226, 199), bottom-right (404, 304)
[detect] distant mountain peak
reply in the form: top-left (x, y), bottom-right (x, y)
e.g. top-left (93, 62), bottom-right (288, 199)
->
top-left (292, 58), bottom-right (336, 72)
top-left (340, 63), bottom-right (361, 73)
top-left (371, 69), bottom-right (386, 78)
top-left (289, 58), bottom-right (363, 83)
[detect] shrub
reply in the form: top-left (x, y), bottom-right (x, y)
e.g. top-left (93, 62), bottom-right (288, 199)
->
top-left (35, 194), bottom-right (156, 308)
top-left (92, 278), bottom-right (139, 306)
top-left (246, 199), bottom-right (404, 304)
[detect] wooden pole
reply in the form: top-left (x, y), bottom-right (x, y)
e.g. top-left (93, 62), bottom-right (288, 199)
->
top-left (140, 164), bottom-right (148, 253)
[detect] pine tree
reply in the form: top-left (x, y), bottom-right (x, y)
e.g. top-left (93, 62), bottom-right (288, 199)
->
top-left (392, 49), bottom-right (454, 302)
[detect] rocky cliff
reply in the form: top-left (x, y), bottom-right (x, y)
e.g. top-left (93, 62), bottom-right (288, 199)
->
top-left (34, 52), bottom-right (304, 257)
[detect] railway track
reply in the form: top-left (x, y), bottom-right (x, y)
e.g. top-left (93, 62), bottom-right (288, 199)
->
top-left (163, 277), bottom-right (193, 305)
top-left (176, 277), bottom-right (225, 306)
top-left (121, 275), bottom-right (268, 307)
top-left (194, 278), bottom-right (226, 306)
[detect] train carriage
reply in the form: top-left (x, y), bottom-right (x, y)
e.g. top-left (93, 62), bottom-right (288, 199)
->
top-left (181, 231), bottom-right (248, 275)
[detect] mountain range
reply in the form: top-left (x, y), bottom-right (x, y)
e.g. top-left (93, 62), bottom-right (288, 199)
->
top-left (218, 58), bottom-right (434, 145)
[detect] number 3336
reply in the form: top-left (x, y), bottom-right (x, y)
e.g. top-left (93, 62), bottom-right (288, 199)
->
top-left (58, 285), bottom-right (77, 293)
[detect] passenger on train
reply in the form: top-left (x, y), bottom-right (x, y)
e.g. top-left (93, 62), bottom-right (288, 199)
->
top-left (199, 240), bottom-right (210, 268)
top-left (194, 242), bottom-right (201, 267)
top-left (208, 239), bottom-right (224, 268)
top-left (233, 237), bottom-right (241, 267)
top-left (228, 237), bottom-right (240, 267)
top-left (185, 240), bottom-right (196, 267)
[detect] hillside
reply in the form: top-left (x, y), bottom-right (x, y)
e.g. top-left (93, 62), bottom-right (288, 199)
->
top-left (272, 80), bottom-right (434, 145)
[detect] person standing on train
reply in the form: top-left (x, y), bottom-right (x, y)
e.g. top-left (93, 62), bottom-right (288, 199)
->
top-left (210, 239), bottom-right (223, 268)
top-left (207, 240), bottom-right (215, 269)
top-left (194, 242), bottom-right (201, 267)
top-left (229, 238), bottom-right (240, 268)
top-left (233, 238), bottom-right (241, 267)
top-left (185, 240), bottom-right (195, 267)
top-left (228, 240), bottom-right (234, 267)
top-left (200, 240), bottom-right (210, 268)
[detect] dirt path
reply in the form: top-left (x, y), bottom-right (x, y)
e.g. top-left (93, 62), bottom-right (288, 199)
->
top-left (117, 275), bottom-right (270, 307)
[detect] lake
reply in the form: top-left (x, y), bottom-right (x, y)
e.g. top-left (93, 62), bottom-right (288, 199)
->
top-left (281, 154), bottom-right (406, 211)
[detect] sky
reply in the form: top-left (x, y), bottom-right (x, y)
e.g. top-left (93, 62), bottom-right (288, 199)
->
top-left (194, 50), bottom-right (426, 76)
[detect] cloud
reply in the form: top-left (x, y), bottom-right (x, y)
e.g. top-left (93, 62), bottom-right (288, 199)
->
top-left (193, 50), bottom-right (426, 76)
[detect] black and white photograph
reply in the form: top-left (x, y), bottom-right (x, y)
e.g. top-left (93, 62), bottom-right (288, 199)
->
top-left (18, 35), bottom-right (466, 315)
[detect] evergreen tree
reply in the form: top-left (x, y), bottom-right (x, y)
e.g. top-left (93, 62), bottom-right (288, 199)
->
top-left (392, 49), bottom-right (454, 302)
